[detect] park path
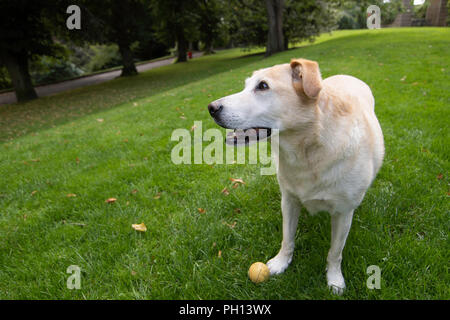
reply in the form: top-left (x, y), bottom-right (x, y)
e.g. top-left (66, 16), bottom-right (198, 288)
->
top-left (0, 52), bottom-right (203, 105)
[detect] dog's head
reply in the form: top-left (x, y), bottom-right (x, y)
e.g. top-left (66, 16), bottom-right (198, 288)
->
top-left (208, 58), bottom-right (323, 143)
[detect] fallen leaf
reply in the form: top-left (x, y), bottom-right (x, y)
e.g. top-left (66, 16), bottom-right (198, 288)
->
top-left (234, 208), bottom-right (241, 213)
top-left (123, 139), bottom-right (129, 143)
top-left (30, 159), bottom-right (40, 162)
top-left (131, 189), bottom-right (138, 194)
top-left (400, 75), bottom-right (407, 81)
top-left (437, 173), bottom-right (443, 180)
top-left (154, 192), bottom-right (161, 199)
top-left (221, 188), bottom-right (229, 195)
top-left (224, 221), bottom-right (236, 229)
top-left (411, 82), bottom-right (419, 86)
top-left (31, 190), bottom-right (38, 196)
top-left (76, 157), bottom-right (80, 164)
top-left (132, 222), bottom-right (147, 232)
top-left (232, 183), bottom-right (239, 189)
top-left (96, 118), bottom-right (104, 122)
top-left (218, 250), bottom-right (222, 258)
top-left (198, 208), bottom-right (206, 214)
top-left (131, 270), bottom-right (137, 276)
top-left (67, 193), bottom-right (77, 197)
top-left (105, 198), bottom-right (117, 203)
top-left (229, 178), bottom-right (245, 184)
top-left (180, 116), bottom-right (186, 120)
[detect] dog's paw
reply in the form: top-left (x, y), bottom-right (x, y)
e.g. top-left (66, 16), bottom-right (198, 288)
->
top-left (328, 283), bottom-right (345, 295)
top-left (266, 254), bottom-right (292, 275)
top-left (326, 268), bottom-right (346, 295)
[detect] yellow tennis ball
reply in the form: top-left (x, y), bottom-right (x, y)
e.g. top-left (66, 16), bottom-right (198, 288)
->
top-left (248, 262), bottom-right (270, 283)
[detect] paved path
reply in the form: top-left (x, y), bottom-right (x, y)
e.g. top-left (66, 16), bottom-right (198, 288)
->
top-left (0, 52), bottom-right (203, 105)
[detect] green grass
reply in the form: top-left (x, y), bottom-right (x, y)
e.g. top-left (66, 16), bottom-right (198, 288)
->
top-left (0, 28), bottom-right (449, 299)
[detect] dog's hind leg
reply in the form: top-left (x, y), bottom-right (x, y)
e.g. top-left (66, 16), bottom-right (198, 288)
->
top-left (267, 192), bottom-right (301, 275)
top-left (326, 210), bottom-right (354, 295)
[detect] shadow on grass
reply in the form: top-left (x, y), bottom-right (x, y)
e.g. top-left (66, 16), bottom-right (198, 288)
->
top-left (0, 50), bottom-right (264, 142)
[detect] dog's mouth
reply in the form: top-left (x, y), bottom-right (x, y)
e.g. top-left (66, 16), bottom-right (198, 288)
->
top-left (225, 127), bottom-right (272, 146)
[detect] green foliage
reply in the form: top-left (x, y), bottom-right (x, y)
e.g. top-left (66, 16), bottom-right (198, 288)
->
top-left (414, 0), bottom-right (430, 19)
top-left (84, 45), bottom-right (123, 72)
top-left (0, 67), bottom-right (11, 90)
top-left (222, 0), bottom-right (335, 48)
top-left (30, 56), bottom-right (83, 85)
top-left (336, 0), bottom-right (403, 29)
top-left (284, 0), bottom-right (337, 44)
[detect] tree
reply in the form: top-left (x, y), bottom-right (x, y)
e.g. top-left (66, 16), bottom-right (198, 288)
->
top-left (265, 0), bottom-right (285, 56)
top-left (0, 1), bottom-right (61, 102)
top-left (223, 0), bottom-right (335, 55)
top-left (152, 0), bottom-right (199, 63)
top-left (198, 0), bottom-right (221, 54)
top-left (284, 0), bottom-right (337, 47)
top-left (83, 0), bottom-right (152, 76)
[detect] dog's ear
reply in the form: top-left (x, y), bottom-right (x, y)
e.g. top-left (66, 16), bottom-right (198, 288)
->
top-left (290, 58), bottom-right (322, 99)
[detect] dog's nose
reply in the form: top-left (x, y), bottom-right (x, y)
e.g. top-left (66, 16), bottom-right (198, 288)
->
top-left (208, 103), bottom-right (223, 116)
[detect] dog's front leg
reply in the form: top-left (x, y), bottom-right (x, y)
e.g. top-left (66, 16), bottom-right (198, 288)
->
top-left (267, 192), bottom-right (301, 275)
top-left (326, 210), bottom-right (354, 295)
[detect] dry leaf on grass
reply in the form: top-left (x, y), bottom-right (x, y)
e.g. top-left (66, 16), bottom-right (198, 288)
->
top-left (67, 193), bottom-right (77, 197)
top-left (132, 222), bottom-right (147, 232)
top-left (131, 189), bottom-right (138, 194)
top-left (31, 190), bottom-right (38, 196)
top-left (105, 198), bottom-right (117, 203)
top-left (96, 118), bottom-right (104, 122)
top-left (154, 192), bottom-right (161, 199)
top-left (198, 208), bottom-right (206, 214)
top-left (229, 178), bottom-right (245, 184)
top-left (221, 188), bottom-right (230, 196)
top-left (437, 173), bottom-right (443, 180)
top-left (223, 221), bottom-right (237, 229)
top-left (218, 250), bottom-right (222, 258)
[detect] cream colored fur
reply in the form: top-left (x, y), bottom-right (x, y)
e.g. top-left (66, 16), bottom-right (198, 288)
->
top-left (208, 58), bottom-right (384, 294)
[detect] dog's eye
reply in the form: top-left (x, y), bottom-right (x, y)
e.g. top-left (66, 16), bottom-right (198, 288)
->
top-left (256, 81), bottom-right (269, 91)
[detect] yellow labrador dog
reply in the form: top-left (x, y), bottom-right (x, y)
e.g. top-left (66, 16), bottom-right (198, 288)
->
top-left (208, 58), bottom-right (384, 294)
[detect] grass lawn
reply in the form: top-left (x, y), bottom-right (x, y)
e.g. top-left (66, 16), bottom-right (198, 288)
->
top-left (0, 28), bottom-right (448, 299)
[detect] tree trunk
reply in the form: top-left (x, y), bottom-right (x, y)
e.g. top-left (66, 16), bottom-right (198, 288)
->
top-left (265, 0), bottom-right (285, 57)
top-left (176, 28), bottom-right (188, 63)
top-left (118, 42), bottom-right (138, 77)
top-left (1, 49), bottom-right (37, 102)
top-left (204, 36), bottom-right (215, 55)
